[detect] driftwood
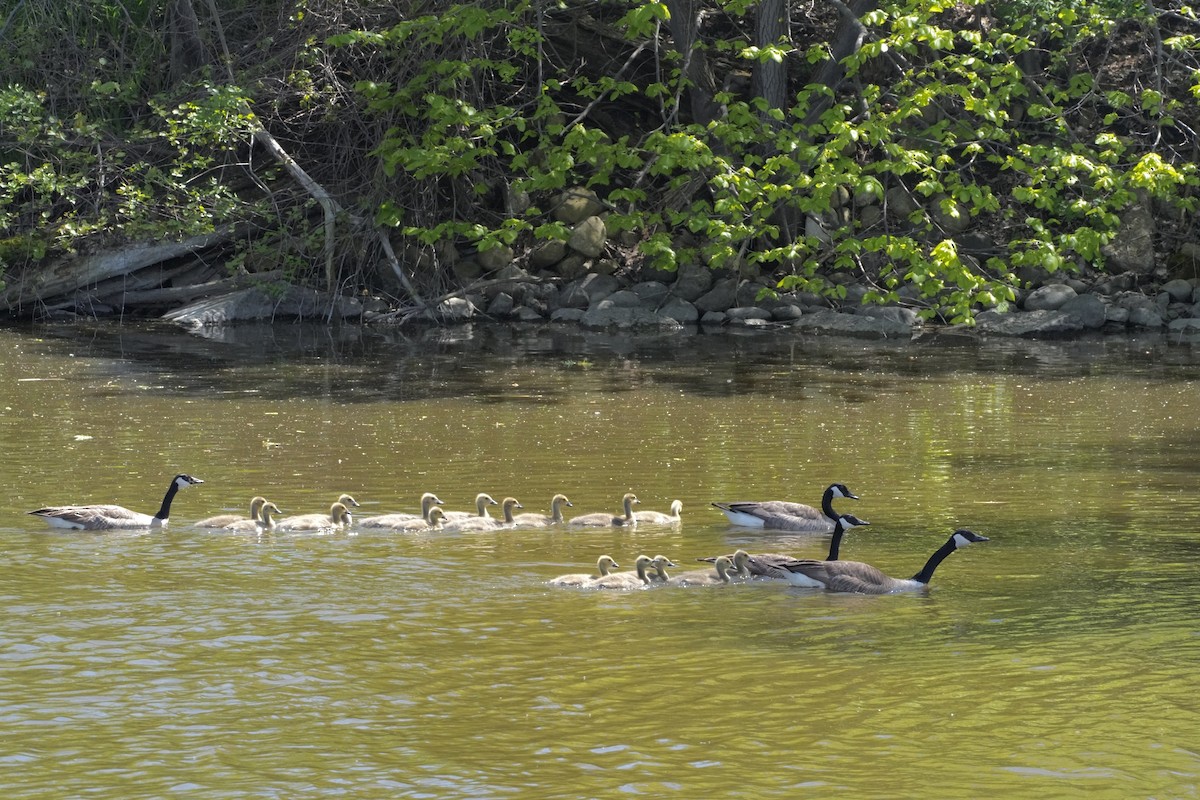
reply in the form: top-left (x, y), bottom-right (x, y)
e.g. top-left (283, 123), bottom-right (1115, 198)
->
top-left (0, 229), bottom-right (237, 312)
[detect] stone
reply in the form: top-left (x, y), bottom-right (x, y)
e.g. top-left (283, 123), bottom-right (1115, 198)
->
top-left (550, 308), bottom-right (585, 323)
top-left (771, 304), bottom-right (804, 321)
top-left (659, 297), bottom-right (699, 324)
top-left (931, 198), bottom-right (970, 235)
top-left (672, 262), bottom-right (713, 302)
top-left (559, 273), bottom-right (620, 309)
top-left (553, 187), bottom-right (607, 224)
top-left (555, 254), bottom-right (590, 280)
top-left (529, 239), bottom-right (568, 269)
top-left (729, 316), bottom-right (772, 328)
top-left (580, 304), bottom-right (682, 330)
top-left (1167, 317), bottom-right (1200, 333)
top-left (1058, 294), bottom-right (1107, 329)
top-left (629, 281), bottom-right (670, 306)
top-left (1102, 203), bottom-right (1157, 274)
top-left (1161, 278), bottom-right (1194, 302)
top-left (486, 292), bottom-right (515, 317)
top-left (594, 290), bottom-right (643, 309)
top-left (700, 311), bottom-right (727, 325)
top-left (567, 216), bottom-right (607, 258)
top-left (514, 306), bottom-right (545, 322)
top-left (1105, 305), bottom-right (1130, 325)
top-left (975, 309), bottom-right (1083, 337)
top-left (1127, 305), bottom-right (1165, 328)
top-left (164, 286), bottom-right (363, 328)
top-left (793, 309), bottom-right (915, 338)
top-left (735, 280), bottom-right (771, 307)
top-left (1023, 283), bottom-right (1077, 311)
top-left (857, 306), bottom-right (922, 327)
top-left (695, 277), bottom-right (739, 312)
top-left (886, 186), bottom-right (922, 220)
top-left (726, 306), bottom-right (773, 321)
top-left (477, 244), bottom-right (514, 271)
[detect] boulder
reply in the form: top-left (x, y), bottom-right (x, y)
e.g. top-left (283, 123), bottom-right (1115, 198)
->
top-left (559, 273), bottom-right (620, 309)
top-left (659, 297), bottom-right (700, 324)
top-left (1023, 283), bottom-right (1077, 311)
top-left (672, 262), bottom-right (713, 302)
top-left (726, 306), bottom-right (773, 322)
top-left (567, 216), bottom-right (607, 258)
top-left (695, 277), bottom-right (739, 312)
top-left (1058, 294), bottom-right (1107, 329)
top-left (554, 187), bottom-right (607, 224)
top-left (164, 286), bottom-right (363, 328)
top-left (529, 239), bottom-right (568, 270)
top-left (580, 304), bottom-right (683, 330)
top-left (1101, 203), bottom-right (1157, 274)
top-left (974, 309), bottom-right (1084, 337)
top-left (793, 309), bottom-right (915, 338)
top-left (1161, 278), bottom-right (1194, 303)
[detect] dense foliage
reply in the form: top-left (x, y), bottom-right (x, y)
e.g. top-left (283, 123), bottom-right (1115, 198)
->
top-left (1, 0), bottom-right (1197, 320)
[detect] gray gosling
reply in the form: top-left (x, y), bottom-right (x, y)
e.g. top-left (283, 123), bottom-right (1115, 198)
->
top-left (511, 494), bottom-right (573, 527)
top-left (568, 492), bottom-right (640, 527)
top-left (442, 492), bottom-right (498, 521)
top-left (668, 556), bottom-right (735, 586)
top-left (195, 495), bottom-right (267, 528)
top-left (275, 501), bottom-right (352, 532)
top-left (358, 492), bottom-right (444, 528)
top-left (590, 555), bottom-right (656, 589)
top-left (548, 555), bottom-right (620, 587)
top-left (224, 502), bottom-right (283, 533)
top-left (635, 499), bottom-right (683, 525)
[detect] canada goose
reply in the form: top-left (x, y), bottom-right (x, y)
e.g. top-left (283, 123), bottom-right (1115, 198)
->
top-left (381, 507), bottom-right (446, 532)
top-left (224, 502), bottom-right (283, 533)
top-left (358, 492), bottom-right (444, 528)
top-left (635, 499), bottom-right (683, 525)
top-left (335, 493), bottom-right (361, 510)
top-left (275, 501), bottom-right (352, 532)
top-left (645, 554), bottom-right (677, 583)
top-left (497, 497), bottom-right (523, 525)
top-left (548, 555), bottom-right (621, 587)
top-left (699, 514), bottom-right (872, 583)
top-left (782, 529), bottom-right (990, 593)
top-left (590, 554), bottom-right (656, 589)
top-left (442, 492), bottom-right (498, 521)
top-left (568, 493), bottom-right (640, 527)
top-left (511, 494), bottom-right (573, 527)
top-left (668, 556), bottom-right (735, 586)
top-left (712, 483), bottom-right (858, 532)
top-left (195, 495), bottom-right (267, 528)
top-left (28, 474), bottom-right (204, 530)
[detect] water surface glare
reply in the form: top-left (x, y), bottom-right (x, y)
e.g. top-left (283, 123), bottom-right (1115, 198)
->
top-left (1, 322), bottom-right (1198, 799)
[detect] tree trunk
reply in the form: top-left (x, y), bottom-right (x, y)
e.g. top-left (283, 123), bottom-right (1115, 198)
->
top-left (663, 0), bottom-right (722, 126)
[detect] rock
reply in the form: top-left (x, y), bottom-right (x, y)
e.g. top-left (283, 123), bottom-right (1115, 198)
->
top-left (555, 254), bottom-right (590, 280)
top-left (594, 290), bottom-right (643, 309)
top-left (1023, 283), bottom-right (1077, 311)
top-left (857, 305), bottom-right (922, 327)
top-left (580, 304), bottom-right (682, 330)
top-left (672, 262), bottom-right (713, 302)
top-left (771, 304), bottom-right (803, 321)
top-left (1161, 278), bottom-right (1194, 302)
top-left (164, 286), bottom-right (363, 328)
top-left (726, 306), bottom-right (773, 322)
top-left (550, 308), bottom-right (585, 323)
top-left (794, 309), bottom-right (915, 338)
top-left (592, 258), bottom-right (620, 276)
top-left (1167, 317), bottom-right (1200, 333)
top-left (735, 280), bottom-right (771, 307)
top-left (1128, 306), bottom-right (1165, 327)
top-left (886, 186), bottom-right (922, 220)
top-left (1091, 271), bottom-right (1138, 295)
top-left (695, 277), bottom-right (739, 312)
top-left (452, 258), bottom-right (484, 281)
top-left (1105, 305), bottom-right (1130, 325)
top-left (433, 297), bottom-right (475, 322)
top-left (477, 244), bottom-right (514, 271)
top-left (567, 216), bottom-right (607, 258)
top-left (514, 306), bottom-right (545, 322)
top-left (975, 309), bottom-right (1084, 337)
top-left (529, 239), bottom-right (568, 269)
top-left (1102, 203), bottom-right (1157, 274)
top-left (559, 273), bottom-right (620, 308)
top-left (932, 197), bottom-right (970, 235)
top-left (700, 311), bottom-right (727, 325)
top-left (659, 297), bottom-right (699, 324)
top-left (729, 316), bottom-right (773, 328)
top-left (486, 292), bottom-right (515, 317)
top-left (1058, 294), bottom-right (1107, 329)
top-left (554, 187), bottom-right (607, 224)
top-left (629, 281), bottom-right (670, 306)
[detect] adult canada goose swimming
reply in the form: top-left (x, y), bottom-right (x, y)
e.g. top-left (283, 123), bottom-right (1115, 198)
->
top-left (568, 493), bottom-right (640, 527)
top-left (668, 556), bottom-right (735, 586)
top-left (224, 502), bottom-right (283, 533)
top-left (782, 529), bottom-right (990, 593)
top-left (712, 483), bottom-right (858, 532)
top-left (635, 499), bottom-right (683, 525)
top-left (275, 502), bottom-right (352, 532)
top-left (548, 555), bottom-right (621, 587)
top-left (590, 554), bottom-right (656, 589)
top-left (511, 494), bottom-right (573, 527)
top-left (195, 496), bottom-right (268, 528)
top-left (28, 473), bottom-right (204, 530)
top-left (441, 498), bottom-right (523, 533)
top-left (698, 514), bottom-right (871, 583)
top-left (358, 492), bottom-right (443, 528)
top-left (442, 493), bottom-right (498, 521)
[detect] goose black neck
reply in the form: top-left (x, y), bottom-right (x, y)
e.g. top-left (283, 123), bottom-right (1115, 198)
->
top-left (826, 521), bottom-right (847, 560)
top-left (910, 537), bottom-right (958, 584)
top-left (821, 488), bottom-right (838, 521)
top-left (154, 479), bottom-right (181, 521)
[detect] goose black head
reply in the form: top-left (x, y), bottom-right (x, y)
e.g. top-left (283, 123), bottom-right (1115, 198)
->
top-left (827, 483), bottom-right (858, 500)
top-left (950, 529), bottom-right (989, 548)
top-left (175, 474), bottom-right (204, 488)
top-left (837, 513), bottom-right (870, 529)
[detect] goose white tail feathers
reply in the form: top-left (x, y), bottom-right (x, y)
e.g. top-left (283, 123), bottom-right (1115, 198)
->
top-left (29, 474), bottom-right (204, 530)
top-left (712, 483), bottom-right (857, 532)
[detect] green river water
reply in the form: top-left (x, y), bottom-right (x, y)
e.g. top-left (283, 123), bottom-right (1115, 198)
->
top-left (0, 322), bottom-right (1197, 799)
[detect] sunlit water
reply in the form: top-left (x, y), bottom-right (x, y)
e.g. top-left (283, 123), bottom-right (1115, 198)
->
top-left (1, 322), bottom-right (1198, 799)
